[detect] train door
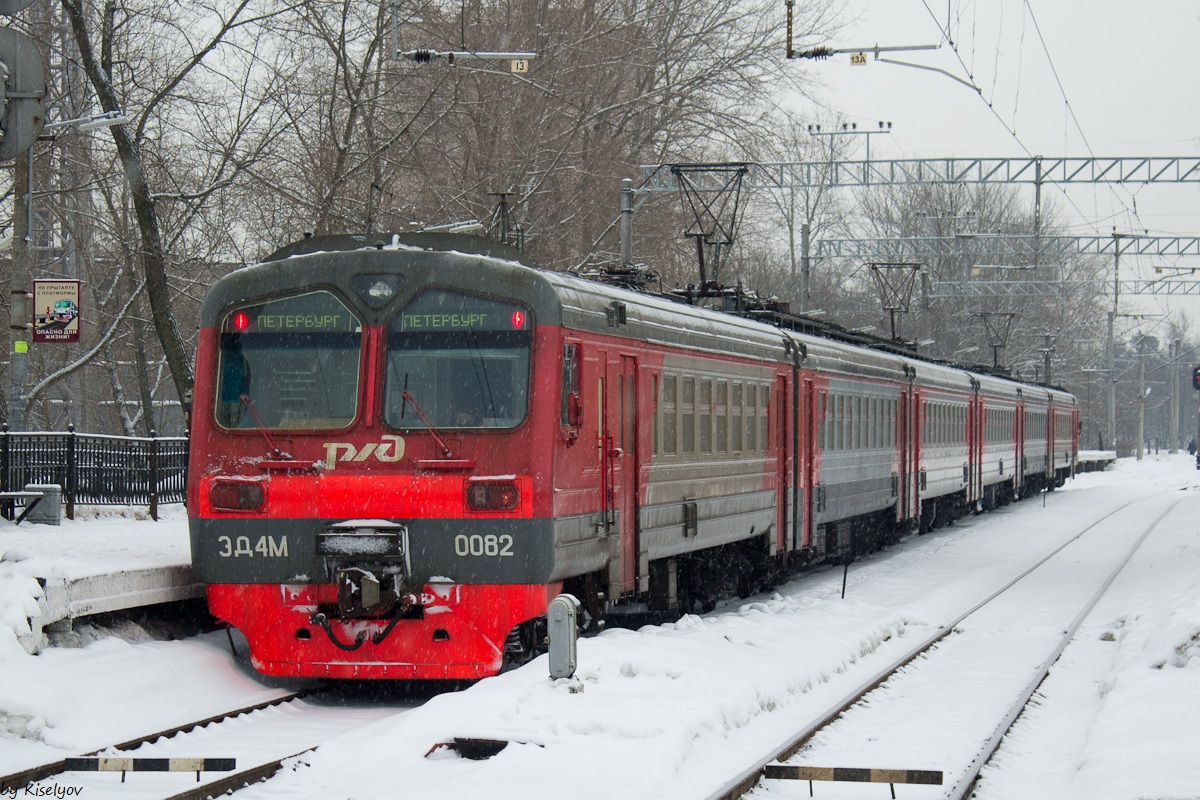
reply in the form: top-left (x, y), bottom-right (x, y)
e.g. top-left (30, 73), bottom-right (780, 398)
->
top-left (1046, 400), bottom-right (1056, 482)
top-left (777, 372), bottom-right (804, 554)
top-left (618, 355), bottom-right (642, 592)
top-left (968, 395), bottom-right (975, 503)
top-left (801, 378), bottom-right (816, 550)
top-left (1015, 392), bottom-right (1025, 493)
top-left (901, 381), bottom-right (921, 521)
top-left (599, 352), bottom-right (641, 597)
top-left (976, 398), bottom-right (985, 502)
top-left (965, 398), bottom-right (975, 504)
top-left (1071, 406), bottom-right (1080, 476)
top-left (1047, 398), bottom-right (1057, 480)
top-left (898, 387), bottom-right (911, 521)
top-left (969, 389), bottom-right (983, 504)
top-left (774, 375), bottom-right (788, 554)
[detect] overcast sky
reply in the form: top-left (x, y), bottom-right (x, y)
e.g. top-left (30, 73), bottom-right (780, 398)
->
top-left (790, 0), bottom-right (1200, 328)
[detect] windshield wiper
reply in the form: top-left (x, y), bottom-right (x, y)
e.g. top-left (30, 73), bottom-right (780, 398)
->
top-left (240, 394), bottom-right (293, 460)
top-left (401, 379), bottom-right (454, 458)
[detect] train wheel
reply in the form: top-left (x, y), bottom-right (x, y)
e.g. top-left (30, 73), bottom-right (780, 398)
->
top-left (918, 500), bottom-right (937, 534)
top-left (736, 569), bottom-right (754, 600)
top-left (981, 486), bottom-right (996, 512)
top-left (500, 617), bottom-right (547, 672)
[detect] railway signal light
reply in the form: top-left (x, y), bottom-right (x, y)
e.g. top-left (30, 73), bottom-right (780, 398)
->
top-left (1192, 365), bottom-right (1200, 390)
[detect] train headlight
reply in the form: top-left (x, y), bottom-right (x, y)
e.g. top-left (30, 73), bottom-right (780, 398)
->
top-left (465, 480), bottom-right (519, 511)
top-left (209, 479), bottom-right (265, 511)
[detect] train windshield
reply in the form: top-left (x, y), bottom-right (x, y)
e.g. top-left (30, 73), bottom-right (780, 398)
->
top-left (214, 291), bottom-right (362, 430)
top-left (383, 289), bottom-right (531, 430)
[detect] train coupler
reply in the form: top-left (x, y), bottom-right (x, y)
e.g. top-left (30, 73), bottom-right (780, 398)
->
top-left (316, 520), bottom-right (413, 617)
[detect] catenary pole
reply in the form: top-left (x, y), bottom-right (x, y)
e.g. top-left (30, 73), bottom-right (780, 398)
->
top-left (8, 149), bottom-right (32, 430)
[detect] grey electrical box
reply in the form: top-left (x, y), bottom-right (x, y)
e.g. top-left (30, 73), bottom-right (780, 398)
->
top-left (547, 593), bottom-right (579, 679)
top-left (0, 0), bottom-right (38, 15)
top-left (0, 27), bottom-right (46, 161)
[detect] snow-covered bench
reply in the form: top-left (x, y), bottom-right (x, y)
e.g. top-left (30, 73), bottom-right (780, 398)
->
top-left (0, 490), bottom-right (44, 524)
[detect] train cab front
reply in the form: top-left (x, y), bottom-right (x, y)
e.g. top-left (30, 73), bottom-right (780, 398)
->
top-left (197, 509), bottom-right (555, 680)
top-left (188, 259), bottom-right (561, 680)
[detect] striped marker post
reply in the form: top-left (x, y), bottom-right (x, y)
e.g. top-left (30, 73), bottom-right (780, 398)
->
top-left (763, 765), bottom-right (943, 798)
top-left (63, 758), bottom-right (236, 783)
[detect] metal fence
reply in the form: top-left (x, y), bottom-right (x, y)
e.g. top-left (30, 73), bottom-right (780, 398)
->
top-left (0, 424), bottom-right (188, 520)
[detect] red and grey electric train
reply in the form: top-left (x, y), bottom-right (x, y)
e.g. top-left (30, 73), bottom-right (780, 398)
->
top-left (187, 233), bottom-right (1078, 679)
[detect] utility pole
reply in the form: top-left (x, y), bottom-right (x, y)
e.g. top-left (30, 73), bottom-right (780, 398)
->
top-left (1170, 339), bottom-right (1180, 453)
top-left (800, 222), bottom-right (810, 309)
top-left (8, 150), bottom-right (32, 430)
top-left (620, 178), bottom-right (633, 266)
top-left (1107, 232), bottom-right (1127, 453)
top-left (1136, 336), bottom-right (1145, 461)
top-left (1, 22), bottom-right (50, 430)
top-left (6, 113), bottom-right (126, 431)
top-left (1039, 332), bottom-right (1055, 385)
top-left (1105, 311), bottom-right (1115, 451)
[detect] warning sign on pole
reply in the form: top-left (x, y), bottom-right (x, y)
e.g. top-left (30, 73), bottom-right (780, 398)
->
top-left (32, 279), bottom-right (81, 343)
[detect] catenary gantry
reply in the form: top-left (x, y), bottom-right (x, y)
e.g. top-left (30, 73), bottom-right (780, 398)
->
top-left (639, 157), bottom-right (1200, 191)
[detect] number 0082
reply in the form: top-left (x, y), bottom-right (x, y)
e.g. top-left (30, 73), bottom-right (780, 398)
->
top-left (454, 533), bottom-right (514, 557)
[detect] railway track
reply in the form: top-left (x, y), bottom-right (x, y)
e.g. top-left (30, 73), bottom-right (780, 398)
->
top-left (2, 681), bottom-right (429, 800)
top-left (0, 693), bottom-right (306, 795)
top-left (4, 691), bottom-right (407, 800)
top-left (709, 492), bottom-right (1183, 800)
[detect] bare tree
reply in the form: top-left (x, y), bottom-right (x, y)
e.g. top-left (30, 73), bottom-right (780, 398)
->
top-left (58, 0), bottom-right (300, 420)
top-left (7, 0), bottom-right (844, 433)
top-left (243, 0), bottom-right (837, 269)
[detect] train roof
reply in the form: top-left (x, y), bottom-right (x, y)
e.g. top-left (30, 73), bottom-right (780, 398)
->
top-left (207, 234), bottom-right (1073, 403)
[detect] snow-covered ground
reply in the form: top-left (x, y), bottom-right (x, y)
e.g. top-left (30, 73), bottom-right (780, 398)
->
top-left (2, 455), bottom-right (1199, 800)
top-left (0, 506), bottom-right (292, 778)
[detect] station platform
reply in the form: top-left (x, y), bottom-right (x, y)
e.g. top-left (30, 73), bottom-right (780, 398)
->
top-left (0, 506), bottom-right (199, 653)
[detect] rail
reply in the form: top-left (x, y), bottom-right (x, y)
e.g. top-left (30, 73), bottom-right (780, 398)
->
top-left (0, 424), bottom-right (188, 520)
top-left (709, 492), bottom-right (1162, 800)
top-left (0, 692), bottom-right (304, 794)
top-left (946, 499), bottom-right (1178, 799)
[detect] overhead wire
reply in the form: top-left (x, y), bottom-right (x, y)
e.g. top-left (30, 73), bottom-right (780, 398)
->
top-left (911, 0), bottom-right (1199, 355)
top-left (1016, 5), bottom-right (1030, 137)
top-left (915, 0), bottom-right (1141, 238)
top-left (1019, 0), bottom-right (1117, 233)
top-left (916, 0), bottom-right (1028, 155)
top-left (1024, 1), bottom-right (1151, 234)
